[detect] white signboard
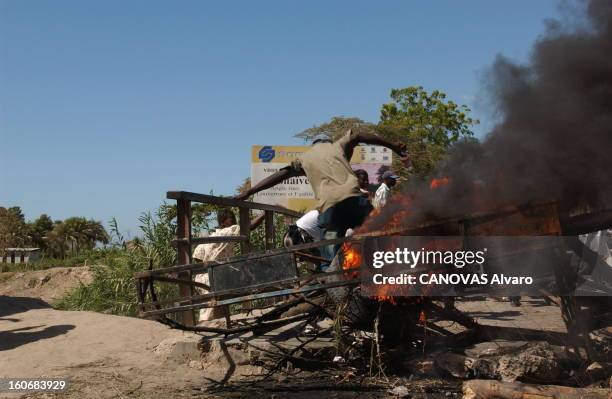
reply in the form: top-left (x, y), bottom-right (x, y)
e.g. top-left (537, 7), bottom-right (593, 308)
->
top-left (251, 144), bottom-right (392, 212)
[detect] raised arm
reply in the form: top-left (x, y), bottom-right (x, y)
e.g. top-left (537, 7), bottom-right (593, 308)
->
top-left (353, 131), bottom-right (405, 154)
top-left (342, 130), bottom-right (410, 164)
top-left (235, 166), bottom-right (304, 200)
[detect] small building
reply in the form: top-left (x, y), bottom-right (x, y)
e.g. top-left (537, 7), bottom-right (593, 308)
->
top-left (0, 248), bottom-right (41, 264)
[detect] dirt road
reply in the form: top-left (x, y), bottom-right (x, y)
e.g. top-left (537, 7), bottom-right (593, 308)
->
top-left (0, 267), bottom-right (574, 398)
top-left (0, 295), bottom-right (221, 398)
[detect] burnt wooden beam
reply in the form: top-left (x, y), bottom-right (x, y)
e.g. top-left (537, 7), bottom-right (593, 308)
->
top-left (560, 208), bottom-right (612, 235)
top-left (157, 312), bottom-right (315, 335)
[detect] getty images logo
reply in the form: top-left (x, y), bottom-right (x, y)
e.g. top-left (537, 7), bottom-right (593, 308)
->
top-left (258, 146), bottom-right (275, 162)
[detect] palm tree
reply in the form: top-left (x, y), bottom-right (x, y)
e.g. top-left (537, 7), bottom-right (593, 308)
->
top-left (62, 218), bottom-right (87, 254)
top-left (45, 222), bottom-right (70, 258)
top-left (82, 219), bottom-right (109, 250)
top-left (45, 218), bottom-right (109, 258)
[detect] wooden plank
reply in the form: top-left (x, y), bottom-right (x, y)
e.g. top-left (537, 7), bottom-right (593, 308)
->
top-left (140, 279), bottom-right (359, 317)
top-left (176, 198), bottom-right (195, 326)
top-left (239, 207), bottom-right (252, 254)
top-left (152, 275), bottom-right (210, 290)
top-left (463, 202), bottom-right (561, 236)
top-left (140, 268), bottom-right (353, 310)
top-left (173, 235), bottom-right (248, 246)
top-left (167, 191), bottom-right (303, 218)
top-left (560, 208), bottom-right (612, 235)
top-left (264, 210), bottom-right (275, 250)
top-left (134, 236), bottom-right (352, 278)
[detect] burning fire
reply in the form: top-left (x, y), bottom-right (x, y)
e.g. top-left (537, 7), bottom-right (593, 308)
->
top-left (418, 310), bottom-right (427, 325)
top-left (341, 243), bottom-right (399, 304)
top-left (341, 242), bottom-right (362, 281)
top-left (344, 177), bottom-right (453, 305)
top-left (429, 177), bottom-right (450, 189)
top-left (341, 243), bottom-right (398, 304)
top-left (374, 284), bottom-right (397, 305)
top-left (341, 243), bottom-right (362, 270)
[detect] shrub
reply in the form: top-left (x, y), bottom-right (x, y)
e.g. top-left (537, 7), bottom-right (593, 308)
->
top-left (56, 204), bottom-right (294, 317)
top-left (56, 206), bottom-right (179, 316)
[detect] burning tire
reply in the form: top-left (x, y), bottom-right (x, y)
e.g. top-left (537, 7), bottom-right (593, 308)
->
top-left (324, 243), bottom-right (428, 342)
top-left (325, 251), bottom-right (377, 330)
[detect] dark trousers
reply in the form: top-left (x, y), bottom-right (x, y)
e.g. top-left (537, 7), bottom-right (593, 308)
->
top-left (317, 196), bottom-right (372, 267)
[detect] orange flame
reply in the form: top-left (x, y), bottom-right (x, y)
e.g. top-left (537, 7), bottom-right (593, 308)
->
top-left (341, 243), bottom-right (362, 270)
top-left (341, 243), bottom-right (398, 304)
top-left (374, 285), bottom-right (398, 305)
top-left (341, 243), bottom-right (362, 281)
top-left (429, 177), bottom-right (450, 189)
top-left (418, 310), bottom-right (427, 325)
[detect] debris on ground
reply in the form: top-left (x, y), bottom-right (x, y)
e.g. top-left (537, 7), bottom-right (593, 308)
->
top-left (462, 379), bottom-right (611, 399)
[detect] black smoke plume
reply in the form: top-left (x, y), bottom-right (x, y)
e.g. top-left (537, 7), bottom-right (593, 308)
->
top-left (367, 0), bottom-right (612, 230)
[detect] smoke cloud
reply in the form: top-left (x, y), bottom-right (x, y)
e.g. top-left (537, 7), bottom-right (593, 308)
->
top-left (367, 0), bottom-right (612, 230)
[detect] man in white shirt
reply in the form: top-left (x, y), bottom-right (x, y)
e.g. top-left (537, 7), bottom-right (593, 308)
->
top-left (193, 209), bottom-right (264, 322)
top-left (373, 171), bottom-right (399, 209)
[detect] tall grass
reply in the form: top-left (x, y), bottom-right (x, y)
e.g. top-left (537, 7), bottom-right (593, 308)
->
top-left (55, 252), bottom-right (140, 315)
top-left (55, 204), bottom-right (292, 317)
top-left (56, 206), bottom-right (179, 316)
top-left (248, 212), bottom-right (291, 252)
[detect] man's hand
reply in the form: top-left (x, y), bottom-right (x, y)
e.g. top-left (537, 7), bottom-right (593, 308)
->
top-left (395, 141), bottom-right (407, 155)
top-left (399, 153), bottom-right (411, 167)
top-left (395, 142), bottom-right (411, 167)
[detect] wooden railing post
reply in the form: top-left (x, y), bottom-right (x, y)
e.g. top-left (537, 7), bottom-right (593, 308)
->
top-left (176, 198), bottom-right (195, 326)
top-left (239, 207), bottom-right (252, 254)
top-left (264, 210), bottom-right (274, 250)
top-left (162, 191), bottom-right (304, 325)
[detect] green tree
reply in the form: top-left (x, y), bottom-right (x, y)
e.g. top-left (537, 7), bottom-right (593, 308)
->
top-left (45, 217), bottom-right (109, 258)
top-left (27, 214), bottom-right (54, 250)
top-left (81, 219), bottom-right (109, 250)
top-left (293, 88), bottom-right (476, 178)
top-left (236, 177), bottom-right (251, 197)
top-left (45, 221), bottom-right (70, 258)
top-left (161, 201), bottom-right (221, 236)
top-left (379, 86), bottom-right (478, 176)
top-left (295, 116), bottom-right (376, 142)
top-left (0, 206), bottom-right (29, 250)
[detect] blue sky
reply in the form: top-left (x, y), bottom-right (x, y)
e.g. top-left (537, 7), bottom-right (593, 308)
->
top-left (1, 0), bottom-right (559, 236)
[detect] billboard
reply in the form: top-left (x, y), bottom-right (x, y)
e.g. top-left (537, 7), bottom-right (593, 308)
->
top-left (251, 144), bottom-right (392, 212)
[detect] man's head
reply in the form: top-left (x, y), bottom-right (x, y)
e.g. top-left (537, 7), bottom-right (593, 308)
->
top-left (382, 170), bottom-right (399, 188)
top-left (217, 208), bottom-right (237, 228)
top-left (312, 134), bottom-right (332, 145)
top-left (354, 169), bottom-right (369, 189)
